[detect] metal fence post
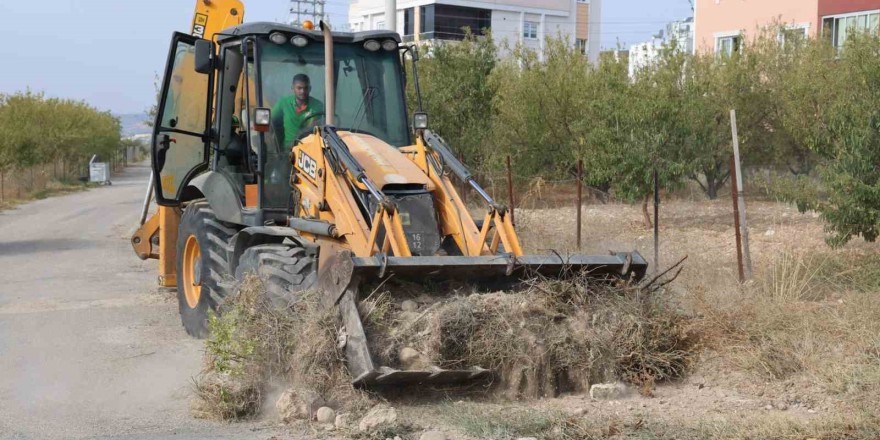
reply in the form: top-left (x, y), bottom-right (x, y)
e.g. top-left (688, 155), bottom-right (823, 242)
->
top-left (730, 156), bottom-right (745, 283)
top-left (506, 155), bottom-right (515, 225)
top-left (577, 159), bottom-right (583, 250)
top-left (653, 168), bottom-right (660, 274)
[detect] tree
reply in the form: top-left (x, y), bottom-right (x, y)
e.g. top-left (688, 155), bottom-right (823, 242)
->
top-left (408, 30), bottom-right (497, 171)
top-left (783, 33), bottom-right (880, 246)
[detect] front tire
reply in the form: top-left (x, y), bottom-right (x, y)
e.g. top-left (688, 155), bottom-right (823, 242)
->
top-left (176, 201), bottom-right (236, 338)
top-left (234, 244), bottom-right (317, 309)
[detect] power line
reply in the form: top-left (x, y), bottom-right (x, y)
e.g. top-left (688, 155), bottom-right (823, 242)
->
top-left (288, 0), bottom-right (327, 26)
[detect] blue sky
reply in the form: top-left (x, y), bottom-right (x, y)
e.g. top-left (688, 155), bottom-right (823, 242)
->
top-left (0, 0), bottom-right (692, 114)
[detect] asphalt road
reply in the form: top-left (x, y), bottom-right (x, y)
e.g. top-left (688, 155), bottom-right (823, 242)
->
top-left (0, 164), bottom-right (281, 439)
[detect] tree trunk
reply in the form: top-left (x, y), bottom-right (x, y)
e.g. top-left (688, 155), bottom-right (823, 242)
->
top-left (699, 161), bottom-right (730, 201)
top-left (642, 194), bottom-right (653, 229)
top-left (1, 171), bottom-right (4, 202)
top-left (596, 181), bottom-right (611, 204)
top-left (706, 179), bottom-right (719, 200)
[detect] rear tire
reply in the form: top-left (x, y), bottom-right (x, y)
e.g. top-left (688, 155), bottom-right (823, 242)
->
top-left (234, 244), bottom-right (317, 309)
top-left (176, 200), bottom-right (236, 338)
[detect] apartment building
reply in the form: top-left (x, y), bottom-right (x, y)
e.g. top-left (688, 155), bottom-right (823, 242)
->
top-left (695, 0), bottom-right (880, 54)
top-left (628, 17), bottom-right (694, 77)
top-left (348, 0), bottom-right (603, 62)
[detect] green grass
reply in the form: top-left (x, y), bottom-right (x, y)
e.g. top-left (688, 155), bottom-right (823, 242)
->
top-left (437, 402), bottom-right (560, 439)
top-left (433, 401), bottom-right (880, 440)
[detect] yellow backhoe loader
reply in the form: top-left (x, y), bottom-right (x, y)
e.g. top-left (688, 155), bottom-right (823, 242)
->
top-left (132, 0), bottom-right (647, 387)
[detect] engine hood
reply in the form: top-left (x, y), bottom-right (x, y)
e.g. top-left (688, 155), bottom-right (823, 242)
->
top-left (337, 132), bottom-right (434, 191)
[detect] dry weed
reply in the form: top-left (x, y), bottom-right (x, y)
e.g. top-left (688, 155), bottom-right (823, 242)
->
top-left (363, 272), bottom-right (695, 398)
top-left (192, 276), bottom-right (369, 420)
top-left (692, 250), bottom-right (880, 398)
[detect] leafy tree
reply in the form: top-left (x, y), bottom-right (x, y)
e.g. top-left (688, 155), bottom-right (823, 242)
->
top-left (783, 33), bottom-right (880, 246)
top-left (408, 30), bottom-right (497, 170)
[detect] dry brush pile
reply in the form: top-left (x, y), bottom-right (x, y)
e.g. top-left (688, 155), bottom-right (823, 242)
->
top-left (193, 267), bottom-right (695, 421)
top-left (362, 269), bottom-right (694, 398)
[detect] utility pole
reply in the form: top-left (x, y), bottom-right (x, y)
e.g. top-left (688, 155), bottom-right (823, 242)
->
top-left (385, 0), bottom-right (397, 32)
top-left (288, 0), bottom-right (326, 26)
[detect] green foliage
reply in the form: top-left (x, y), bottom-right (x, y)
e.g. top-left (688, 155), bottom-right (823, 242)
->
top-left (490, 38), bottom-right (593, 179)
top-left (407, 30), bottom-right (497, 169)
top-left (408, 29), bottom-right (880, 245)
top-left (0, 91), bottom-right (122, 175)
top-left (770, 32), bottom-right (880, 246)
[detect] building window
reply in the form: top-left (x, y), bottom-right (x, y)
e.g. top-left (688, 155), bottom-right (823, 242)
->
top-left (576, 38), bottom-right (588, 54)
top-left (716, 34), bottom-right (741, 56)
top-left (376, 21), bottom-right (385, 30)
top-left (403, 8), bottom-right (414, 36)
top-left (779, 25), bottom-right (808, 47)
top-left (823, 11), bottom-right (880, 51)
top-left (419, 4), bottom-right (491, 40)
top-left (523, 21), bottom-right (539, 40)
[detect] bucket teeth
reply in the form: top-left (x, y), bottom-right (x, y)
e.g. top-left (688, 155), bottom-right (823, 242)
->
top-left (355, 366), bottom-right (492, 387)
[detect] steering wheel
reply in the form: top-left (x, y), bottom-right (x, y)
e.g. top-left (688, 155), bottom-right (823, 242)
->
top-left (293, 112), bottom-right (326, 142)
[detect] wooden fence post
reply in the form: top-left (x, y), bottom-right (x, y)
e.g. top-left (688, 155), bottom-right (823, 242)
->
top-left (730, 109), bottom-right (753, 280)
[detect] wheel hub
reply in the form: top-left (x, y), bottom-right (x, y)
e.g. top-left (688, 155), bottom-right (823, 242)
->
top-left (182, 235), bottom-right (202, 309)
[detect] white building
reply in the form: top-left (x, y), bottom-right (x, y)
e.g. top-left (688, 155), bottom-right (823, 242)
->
top-left (348, 0), bottom-right (603, 63)
top-left (627, 17), bottom-right (693, 77)
top-left (628, 38), bottom-right (663, 78)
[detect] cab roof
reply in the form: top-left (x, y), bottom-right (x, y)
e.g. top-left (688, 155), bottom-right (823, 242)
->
top-left (217, 22), bottom-right (401, 44)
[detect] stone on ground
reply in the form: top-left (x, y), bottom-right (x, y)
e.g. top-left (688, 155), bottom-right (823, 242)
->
top-left (419, 430), bottom-right (447, 440)
top-left (359, 404), bottom-right (398, 432)
top-left (401, 300), bottom-right (419, 312)
top-left (276, 388), bottom-right (325, 422)
top-left (316, 406), bottom-right (336, 424)
top-left (399, 347), bottom-right (429, 369)
top-left (335, 413), bottom-right (352, 429)
top-left (589, 382), bottom-right (629, 400)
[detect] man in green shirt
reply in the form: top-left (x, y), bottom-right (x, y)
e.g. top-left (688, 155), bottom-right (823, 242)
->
top-left (272, 73), bottom-right (324, 147)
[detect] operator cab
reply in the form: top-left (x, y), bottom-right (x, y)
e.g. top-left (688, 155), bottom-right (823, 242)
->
top-left (151, 23), bottom-right (410, 226)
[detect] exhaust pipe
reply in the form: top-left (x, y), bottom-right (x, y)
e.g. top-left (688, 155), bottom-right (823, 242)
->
top-left (320, 21), bottom-right (334, 126)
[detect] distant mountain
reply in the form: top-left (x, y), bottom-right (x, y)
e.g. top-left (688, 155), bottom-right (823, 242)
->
top-left (116, 113), bottom-right (152, 137)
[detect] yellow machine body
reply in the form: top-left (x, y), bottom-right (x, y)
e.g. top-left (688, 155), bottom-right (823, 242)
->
top-left (131, 0), bottom-right (244, 287)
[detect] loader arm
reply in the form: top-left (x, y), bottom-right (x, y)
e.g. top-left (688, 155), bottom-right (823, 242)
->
top-left (417, 130), bottom-right (523, 256)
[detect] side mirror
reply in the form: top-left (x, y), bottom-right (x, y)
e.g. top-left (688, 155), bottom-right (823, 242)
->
top-left (194, 39), bottom-right (215, 74)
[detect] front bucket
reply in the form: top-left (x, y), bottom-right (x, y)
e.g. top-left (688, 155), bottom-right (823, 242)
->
top-left (350, 252), bottom-right (648, 284)
top-left (320, 250), bottom-right (648, 389)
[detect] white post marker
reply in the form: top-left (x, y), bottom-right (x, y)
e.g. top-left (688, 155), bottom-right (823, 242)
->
top-left (730, 109), bottom-right (753, 279)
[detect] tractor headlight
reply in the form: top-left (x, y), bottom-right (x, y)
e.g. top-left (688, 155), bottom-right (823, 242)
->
top-left (413, 112), bottom-right (428, 129)
top-left (363, 39), bottom-right (381, 52)
top-left (254, 107), bottom-right (271, 132)
top-left (291, 35), bottom-right (309, 47)
top-left (269, 32), bottom-right (288, 45)
top-left (382, 39), bottom-right (398, 51)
